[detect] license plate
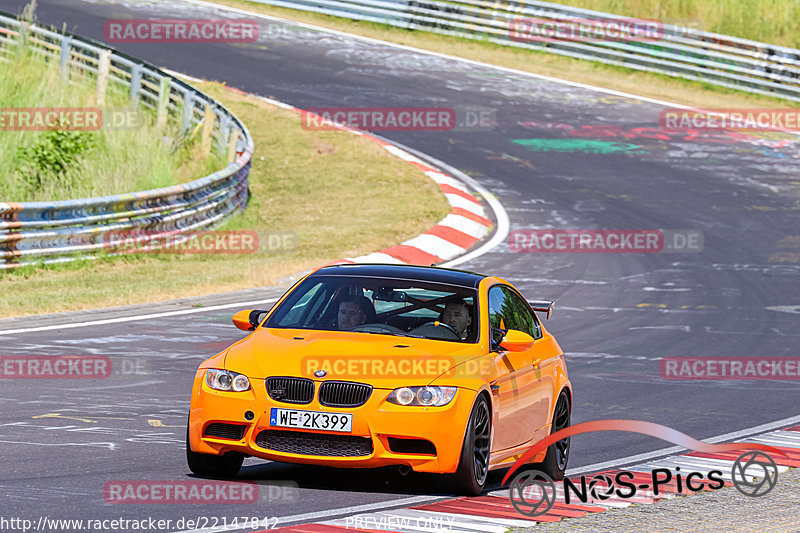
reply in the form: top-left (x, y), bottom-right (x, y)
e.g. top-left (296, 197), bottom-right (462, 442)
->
top-left (269, 408), bottom-right (353, 432)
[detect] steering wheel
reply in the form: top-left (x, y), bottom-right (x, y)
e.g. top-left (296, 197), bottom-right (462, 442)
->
top-left (418, 320), bottom-right (460, 338)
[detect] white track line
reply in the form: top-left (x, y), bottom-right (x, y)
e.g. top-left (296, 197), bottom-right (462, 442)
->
top-left (324, 510), bottom-right (507, 533)
top-left (181, 0), bottom-right (800, 142)
top-left (34, 5), bottom-right (800, 532)
top-left (180, 0), bottom-right (699, 113)
top-left (249, 96), bottom-right (496, 264)
top-left (0, 298), bottom-right (278, 336)
top-left (172, 415), bottom-right (800, 533)
top-left (382, 142), bottom-right (510, 269)
top-left (173, 495), bottom-right (446, 533)
top-left (164, 4), bottom-right (516, 272)
top-left (565, 413), bottom-right (800, 475)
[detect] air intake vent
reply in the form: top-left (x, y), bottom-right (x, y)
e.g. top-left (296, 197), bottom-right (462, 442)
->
top-left (255, 430), bottom-right (373, 457)
top-left (203, 423), bottom-right (246, 440)
top-left (266, 377), bottom-right (314, 404)
top-left (387, 437), bottom-right (436, 455)
top-left (319, 381), bottom-right (372, 407)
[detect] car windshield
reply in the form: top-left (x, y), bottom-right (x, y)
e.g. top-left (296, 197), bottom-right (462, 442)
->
top-left (265, 275), bottom-right (479, 343)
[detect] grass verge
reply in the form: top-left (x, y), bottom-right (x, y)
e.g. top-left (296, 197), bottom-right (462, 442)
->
top-left (208, 0), bottom-right (799, 110)
top-left (555, 0), bottom-right (800, 49)
top-left (0, 38), bottom-right (223, 201)
top-left (0, 80), bottom-right (451, 318)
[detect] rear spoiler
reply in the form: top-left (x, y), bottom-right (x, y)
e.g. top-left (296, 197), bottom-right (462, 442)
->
top-left (528, 300), bottom-right (555, 320)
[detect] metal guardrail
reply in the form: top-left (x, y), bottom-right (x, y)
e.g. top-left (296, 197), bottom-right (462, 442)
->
top-left (254, 0), bottom-right (800, 102)
top-left (0, 12), bottom-right (254, 269)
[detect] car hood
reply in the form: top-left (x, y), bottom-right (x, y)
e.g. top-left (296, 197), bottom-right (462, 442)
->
top-left (223, 327), bottom-right (486, 388)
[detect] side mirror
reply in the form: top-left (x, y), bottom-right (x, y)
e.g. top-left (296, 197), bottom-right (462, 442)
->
top-left (232, 309), bottom-right (267, 332)
top-left (500, 329), bottom-right (535, 352)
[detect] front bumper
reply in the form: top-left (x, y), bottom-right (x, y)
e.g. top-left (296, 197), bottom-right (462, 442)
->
top-left (188, 372), bottom-right (478, 474)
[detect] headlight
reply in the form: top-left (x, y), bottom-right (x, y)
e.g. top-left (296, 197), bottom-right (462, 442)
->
top-left (205, 369), bottom-right (251, 392)
top-left (387, 386), bottom-right (456, 406)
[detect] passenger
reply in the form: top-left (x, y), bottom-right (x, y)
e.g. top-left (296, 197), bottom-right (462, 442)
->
top-left (337, 295), bottom-right (375, 330)
top-left (441, 299), bottom-right (472, 339)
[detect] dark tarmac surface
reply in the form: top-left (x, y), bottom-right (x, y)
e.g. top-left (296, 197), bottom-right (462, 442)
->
top-left (0, 0), bottom-right (798, 530)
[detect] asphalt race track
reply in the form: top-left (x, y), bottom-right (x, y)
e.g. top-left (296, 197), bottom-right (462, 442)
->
top-left (1, 0), bottom-right (799, 529)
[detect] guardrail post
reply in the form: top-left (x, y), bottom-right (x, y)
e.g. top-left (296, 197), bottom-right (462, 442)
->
top-left (130, 64), bottom-right (143, 108)
top-left (157, 76), bottom-right (171, 129)
top-left (182, 91), bottom-right (195, 131)
top-left (218, 114), bottom-right (231, 153)
top-left (201, 104), bottom-right (215, 158)
top-left (227, 128), bottom-right (240, 163)
top-left (0, 11), bottom-right (254, 270)
top-left (18, 20), bottom-right (29, 46)
top-left (96, 49), bottom-right (111, 105)
top-left (59, 36), bottom-right (72, 79)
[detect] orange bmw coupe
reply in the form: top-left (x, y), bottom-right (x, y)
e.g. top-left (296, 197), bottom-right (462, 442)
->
top-left (187, 264), bottom-right (572, 494)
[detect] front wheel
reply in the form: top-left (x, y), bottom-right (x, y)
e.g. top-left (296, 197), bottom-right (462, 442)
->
top-left (186, 423), bottom-right (244, 478)
top-left (532, 390), bottom-right (570, 480)
top-left (448, 394), bottom-right (491, 495)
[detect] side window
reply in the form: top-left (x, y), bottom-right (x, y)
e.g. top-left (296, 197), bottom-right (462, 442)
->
top-left (488, 285), bottom-right (542, 342)
top-left (488, 286), bottom-right (506, 328)
top-left (488, 286), bottom-right (508, 346)
top-left (501, 287), bottom-right (541, 339)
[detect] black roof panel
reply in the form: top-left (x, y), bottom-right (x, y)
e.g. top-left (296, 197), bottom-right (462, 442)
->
top-left (311, 264), bottom-right (486, 288)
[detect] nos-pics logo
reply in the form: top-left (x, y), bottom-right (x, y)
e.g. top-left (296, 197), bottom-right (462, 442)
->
top-left (502, 420), bottom-right (783, 518)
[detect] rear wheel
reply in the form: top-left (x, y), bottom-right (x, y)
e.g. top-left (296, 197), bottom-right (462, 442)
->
top-left (532, 390), bottom-right (570, 480)
top-left (186, 422), bottom-right (244, 478)
top-left (449, 394), bottom-right (491, 495)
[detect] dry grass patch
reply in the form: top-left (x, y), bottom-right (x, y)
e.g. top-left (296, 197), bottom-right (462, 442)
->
top-left (0, 80), bottom-right (450, 317)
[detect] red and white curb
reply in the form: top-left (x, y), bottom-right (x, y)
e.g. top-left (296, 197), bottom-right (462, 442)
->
top-left (163, 77), bottom-right (497, 268)
top-left (266, 425), bottom-right (800, 532)
top-left (343, 146), bottom-right (492, 266)
top-left (254, 96), bottom-right (494, 266)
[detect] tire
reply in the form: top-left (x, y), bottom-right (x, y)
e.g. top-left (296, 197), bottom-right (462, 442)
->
top-left (532, 390), bottom-right (570, 480)
top-left (186, 422), bottom-right (244, 478)
top-left (449, 394), bottom-right (492, 495)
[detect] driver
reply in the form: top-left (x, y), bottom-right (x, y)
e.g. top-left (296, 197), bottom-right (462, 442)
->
top-left (337, 295), bottom-right (375, 330)
top-left (441, 299), bottom-right (472, 339)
